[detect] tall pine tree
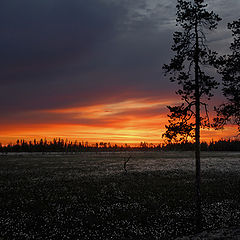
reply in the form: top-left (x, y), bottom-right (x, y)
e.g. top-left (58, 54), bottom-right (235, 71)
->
top-left (214, 19), bottom-right (240, 134)
top-left (162, 0), bottom-right (221, 231)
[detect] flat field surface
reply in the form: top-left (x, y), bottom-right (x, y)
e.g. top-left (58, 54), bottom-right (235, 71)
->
top-left (1, 151), bottom-right (240, 239)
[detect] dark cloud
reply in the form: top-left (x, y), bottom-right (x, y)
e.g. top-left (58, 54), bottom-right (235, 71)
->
top-left (0, 0), bottom-right (239, 118)
top-left (0, 0), bottom-right (122, 80)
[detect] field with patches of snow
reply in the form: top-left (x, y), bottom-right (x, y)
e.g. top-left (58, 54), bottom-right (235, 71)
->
top-left (0, 151), bottom-right (240, 239)
top-left (2, 151), bottom-right (240, 176)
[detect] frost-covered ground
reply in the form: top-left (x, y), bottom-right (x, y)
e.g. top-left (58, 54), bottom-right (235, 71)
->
top-left (0, 151), bottom-right (240, 239)
top-left (1, 151), bottom-right (240, 176)
top-left (177, 227), bottom-right (240, 240)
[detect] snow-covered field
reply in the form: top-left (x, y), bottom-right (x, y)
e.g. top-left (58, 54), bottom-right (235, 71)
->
top-left (1, 151), bottom-right (239, 176)
top-left (1, 151), bottom-right (240, 239)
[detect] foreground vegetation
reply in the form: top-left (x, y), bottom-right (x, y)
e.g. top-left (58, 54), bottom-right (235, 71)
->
top-left (0, 153), bottom-right (240, 239)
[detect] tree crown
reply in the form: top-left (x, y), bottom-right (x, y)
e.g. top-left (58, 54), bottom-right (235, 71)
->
top-left (163, 0), bottom-right (221, 143)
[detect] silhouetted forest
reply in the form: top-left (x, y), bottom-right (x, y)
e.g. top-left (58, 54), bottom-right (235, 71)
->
top-left (0, 138), bottom-right (239, 153)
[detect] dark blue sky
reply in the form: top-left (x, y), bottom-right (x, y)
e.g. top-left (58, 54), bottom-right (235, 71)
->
top-left (0, 0), bottom-right (239, 143)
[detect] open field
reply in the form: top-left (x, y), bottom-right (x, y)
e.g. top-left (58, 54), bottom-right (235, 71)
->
top-left (1, 151), bottom-right (240, 239)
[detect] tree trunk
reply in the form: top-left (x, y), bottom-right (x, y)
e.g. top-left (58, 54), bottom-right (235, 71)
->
top-left (195, 19), bottom-right (202, 232)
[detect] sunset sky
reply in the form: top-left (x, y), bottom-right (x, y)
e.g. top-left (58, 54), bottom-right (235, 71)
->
top-left (1, 0), bottom-right (239, 145)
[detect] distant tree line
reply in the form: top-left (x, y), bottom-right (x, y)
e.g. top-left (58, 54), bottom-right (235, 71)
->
top-left (0, 138), bottom-right (239, 153)
top-left (161, 139), bottom-right (240, 151)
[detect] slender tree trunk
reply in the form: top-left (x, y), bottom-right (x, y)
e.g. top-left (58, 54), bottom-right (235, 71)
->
top-left (195, 19), bottom-right (202, 232)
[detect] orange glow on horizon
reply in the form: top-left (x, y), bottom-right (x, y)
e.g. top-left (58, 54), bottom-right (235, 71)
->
top-left (0, 98), bottom-right (238, 145)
